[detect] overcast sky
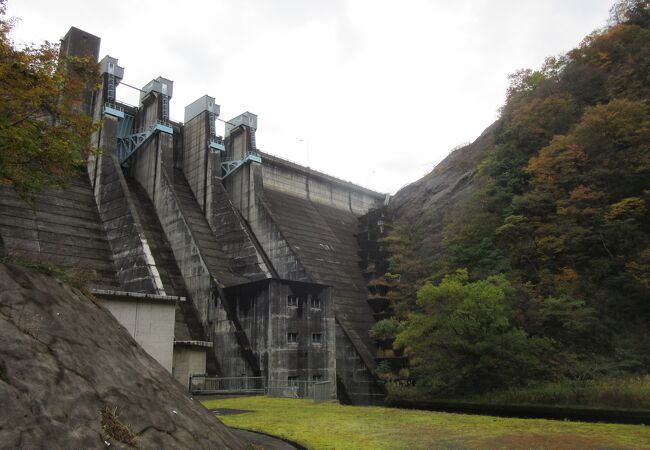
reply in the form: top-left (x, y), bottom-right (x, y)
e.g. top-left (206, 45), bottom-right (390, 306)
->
top-left (8, 0), bottom-right (615, 194)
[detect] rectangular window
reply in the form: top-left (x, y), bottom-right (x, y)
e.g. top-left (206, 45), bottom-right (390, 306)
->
top-left (312, 333), bottom-right (322, 345)
top-left (288, 375), bottom-right (298, 385)
top-left (287, 332), bottom-right (298, 344)
top-left (287, 295), bottom-right (298, 307)
top-left (312, 374), bottom-right (323, 382)
top-left (310, 296), bottom-right (321, 309)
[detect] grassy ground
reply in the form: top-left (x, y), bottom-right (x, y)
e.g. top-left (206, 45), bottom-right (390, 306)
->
top-left (203, 396), bottom-right (650, 449)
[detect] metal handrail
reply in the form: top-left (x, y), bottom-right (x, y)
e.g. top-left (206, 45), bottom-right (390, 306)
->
top-left (104, 102), bottom-right (124, 112)
top-left (189, 375), bottom-right (332, 402)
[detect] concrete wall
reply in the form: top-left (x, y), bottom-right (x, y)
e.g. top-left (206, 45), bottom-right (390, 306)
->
top-left (124, 95), bottom-right (243, 378)
top-left (183, 113), bottom-right (269, 280)
top-left (127, 123), bottom-right (254, 377)
top-left (335, 323), bottom-right (381, 404)
top-left (99, 293), bottom-right (177, 372)
top-left (223, 128), bottom-right (383, 403)
top-left (137, 93), bottom-right (161, 131)
top-left (224, 130), bottom-right (306, 282)
top-left (226, 280), bottom-right (337, 399)
top-left (130, 135), bottom-right (161, 204)
top-left (223, 127), bottom-right (260, 222)
top-left (182, 113), bottom-right (209, 211)
top-left (91, 115), bottom-right (164, 294)
top-left (173, 346), bottom-right (208, 387)
top-left (261, 153), bottom-right (384, 215)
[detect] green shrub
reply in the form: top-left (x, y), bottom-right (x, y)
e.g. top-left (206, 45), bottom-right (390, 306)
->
top-left (369, 319), bottom-right (400, 341)
top-left (477, 375), bottom-right (650, 409)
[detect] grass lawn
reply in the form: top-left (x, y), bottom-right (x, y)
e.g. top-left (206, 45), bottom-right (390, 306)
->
top-left (203, 396), bottom-right (650, 449)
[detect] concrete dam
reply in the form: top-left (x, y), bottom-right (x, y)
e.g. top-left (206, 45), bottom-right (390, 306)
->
top-left (0, 27), bottom-right (392, 403)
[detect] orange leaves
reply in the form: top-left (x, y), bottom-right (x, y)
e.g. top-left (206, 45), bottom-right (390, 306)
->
top-left (528, 139), bottom-right (587, 188)
top-left (569, 186), bottom-right (605, 202)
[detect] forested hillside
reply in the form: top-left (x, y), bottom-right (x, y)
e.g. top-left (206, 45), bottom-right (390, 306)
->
top-left (385, 0), bottom-right (650, 401)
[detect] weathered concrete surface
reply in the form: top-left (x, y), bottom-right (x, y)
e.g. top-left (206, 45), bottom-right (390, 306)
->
top-left (183, 111), bottom-right (270, 280)
top-left (92, 115), bottom-right (163, 294)
top-left (98, 292), bottom-right (178, 373)
top-left (261, 188), bottom-right (378, 372)
top-left (0, 176), bottom-right (119, 291)
top-left (223, 127), bottom-right (384, 401)
top-left (173, 346), bottom-right (207, 387)
top-left (260, 151), bottom-right (384, 215)
top-left (225, 279), bottom-right (337, 397)
top-left (125, 178), bottom-right (206, 344)
top-left (0, 263), bottom-right (244, 450)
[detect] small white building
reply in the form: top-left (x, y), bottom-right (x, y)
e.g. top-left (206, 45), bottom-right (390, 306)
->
top-left (93, 289), bottom-right (210, 387)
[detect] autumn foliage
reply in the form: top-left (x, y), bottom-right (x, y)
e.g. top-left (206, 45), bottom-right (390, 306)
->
top-left (390, 0), bottom-right (650, 396)
top-left (0, 0), bottom-right (99, 200)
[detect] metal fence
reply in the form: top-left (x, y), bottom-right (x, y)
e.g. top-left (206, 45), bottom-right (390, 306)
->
top-left (266, 379), bottom-right (331, 401)
top-left (189, 375), bottom-right (265, 395)
top-left (190, 375), bottom-right (331, 402)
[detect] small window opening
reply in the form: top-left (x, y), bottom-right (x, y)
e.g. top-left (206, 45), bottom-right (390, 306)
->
top-left (287, 332), bottom-right (298, 344)
top-left (288, 375), bottom-right (298, 385)
top-left (312, 374), bottom-right (323, 382)
top-left (312, 333), bottom-right (322, 345)
top-left (287, 295), bottom-right (298, 307)
top-left (311, 296), bottom-right (321, 309)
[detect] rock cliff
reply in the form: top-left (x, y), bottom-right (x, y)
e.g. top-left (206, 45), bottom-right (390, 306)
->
top-left (389, 121), bottom-right (499, 261)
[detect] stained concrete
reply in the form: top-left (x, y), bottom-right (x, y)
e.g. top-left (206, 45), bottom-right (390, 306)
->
top-left (225, 279), bottom-right (337, 398)
top-left (0, 176), bottom-right (119, 290)
top-left (261, 189), bottom-right (377, 369)
top-left (173, 345), bottom-right (208, 387)
top-left (223, 125), bottom-right (385, 402)
top-left (0, 24), bottom-right (393, 407)
top-left (92, 115), bottom-right (163, 294)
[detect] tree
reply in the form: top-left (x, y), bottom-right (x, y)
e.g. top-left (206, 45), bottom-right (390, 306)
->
top-left (609, 0), bottom-right (650, 27)
top-left (0, 0), bottom-right (99, 200)
top-left (395, 270), bottom-right (552, 395)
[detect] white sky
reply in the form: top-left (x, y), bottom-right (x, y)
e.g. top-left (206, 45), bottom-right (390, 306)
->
top-left (8, 0), bottom-right (614, 194)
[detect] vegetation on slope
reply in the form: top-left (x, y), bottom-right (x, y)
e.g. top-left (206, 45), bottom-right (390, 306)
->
top-left (203, 396), bottom-right (650, 450)
top-left (386, 0), bottom-right (650, 400)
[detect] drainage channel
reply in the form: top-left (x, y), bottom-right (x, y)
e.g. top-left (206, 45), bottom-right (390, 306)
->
top-left (210, 409), bottom-right (305, 450)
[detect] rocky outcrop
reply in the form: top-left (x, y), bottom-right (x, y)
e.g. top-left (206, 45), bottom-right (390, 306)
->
top-left (0, 263), bottom-right (243, 449)
top-left (389, 121), bottom-right (499, 261)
